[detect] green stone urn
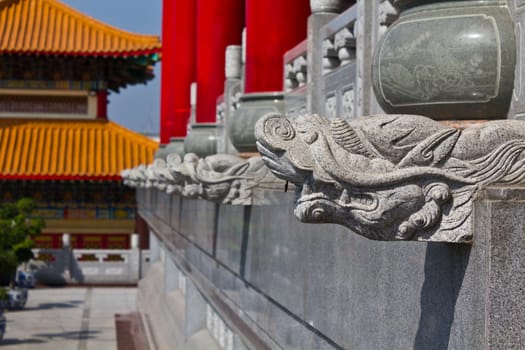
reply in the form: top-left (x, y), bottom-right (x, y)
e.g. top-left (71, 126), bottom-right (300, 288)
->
top-left (165, 137), bottom-right (185, 157)
top-left (372, 0), bottom-right (515, 119)
top-left (184, 123), bottom-right (218, 157)
top-left (229, 92), bottom-right (284, 153)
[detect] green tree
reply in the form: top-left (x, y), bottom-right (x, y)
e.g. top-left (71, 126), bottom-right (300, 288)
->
top-left (0, 198), bottom-right (44, 286)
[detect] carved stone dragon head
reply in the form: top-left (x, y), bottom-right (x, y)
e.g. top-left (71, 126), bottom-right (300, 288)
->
top-left (256, 113), bottom-right (525, 243)
top-left (124, 152), bottom-right (280, 205)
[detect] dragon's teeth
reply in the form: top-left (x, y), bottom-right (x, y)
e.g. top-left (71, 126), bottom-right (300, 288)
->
top-left (339, 189), bottom-right (350, 202)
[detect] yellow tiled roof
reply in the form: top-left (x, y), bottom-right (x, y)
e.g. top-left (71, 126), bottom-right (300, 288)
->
top-left (0, 119), bottom-right (157, 179)
top-left (0, 0), bottom-right (161, 56)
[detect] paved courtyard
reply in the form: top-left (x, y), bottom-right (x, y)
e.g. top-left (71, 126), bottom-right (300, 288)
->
top-left (1, 287), bottom-right (137, 350)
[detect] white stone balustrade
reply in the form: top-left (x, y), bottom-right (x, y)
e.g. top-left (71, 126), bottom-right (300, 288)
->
top-left (31, 247), bottom-right (146, 284)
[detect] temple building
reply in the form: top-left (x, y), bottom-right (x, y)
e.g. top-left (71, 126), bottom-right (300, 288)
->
top-left (0, 0), bottom-right (160, 249)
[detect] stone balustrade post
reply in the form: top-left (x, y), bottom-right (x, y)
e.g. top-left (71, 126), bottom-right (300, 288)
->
top-left (130, 233), bottom-right (140, 282)
top-left (307, 0), bottom-right (351, 114)
top-left (61, 233), bottom-right (71, 282)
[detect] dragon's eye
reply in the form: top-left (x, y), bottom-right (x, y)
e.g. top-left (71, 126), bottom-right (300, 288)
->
top-left (304, 132), bottom-right (318, 144)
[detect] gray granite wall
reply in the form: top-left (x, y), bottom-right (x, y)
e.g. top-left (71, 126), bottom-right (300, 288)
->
top-left (137, 186), bottom-right (524, 349)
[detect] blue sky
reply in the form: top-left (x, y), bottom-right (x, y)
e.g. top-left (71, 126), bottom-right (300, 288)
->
top-left (62, 0), bottom-right (162, 135)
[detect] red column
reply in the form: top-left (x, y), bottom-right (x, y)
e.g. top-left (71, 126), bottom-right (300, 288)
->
top-left (134, 213), bottom-right (150, 249)
top-left (160, 0), bottom-right (196, 143)
top-left (245, 0), bottom-right (310, 93)
top-left (196, 0), bottom-right (244, 123)
top-left (96, 90), bottom-right (107, 119)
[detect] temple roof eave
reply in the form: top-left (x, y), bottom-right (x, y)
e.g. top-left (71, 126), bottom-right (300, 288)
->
top-left (0, 0), bottom-right (162, 58)
top-left (0, 119), bottom-right (158, 180)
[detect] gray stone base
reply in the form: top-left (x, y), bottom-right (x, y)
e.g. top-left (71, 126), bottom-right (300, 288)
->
top-left (137, 261), bottom-right (222, 350)
top-left (138, 188), bottom-right (525, 349)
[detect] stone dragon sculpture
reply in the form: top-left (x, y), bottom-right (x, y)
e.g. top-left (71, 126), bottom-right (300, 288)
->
top-left (122, 153), bottom-right (282, 205)
top-left (255, 113), bottom-right (525, 243)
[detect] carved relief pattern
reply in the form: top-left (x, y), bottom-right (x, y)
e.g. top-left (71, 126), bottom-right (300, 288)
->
top-left (378, 15), bottom-right (500, 106)
top-left (284, 63), bottom-right (297, 91)
top-left (293, 56), bottom-right (308, 87)
top-left (285, 54), bottom-right (307, 92)
top-left (334, 26), bottom-right (356, 64)
top-left (123, 154), bottom-right (282, 205)
top-left (325, 95), bottom-right (337, 119)
top-left (355, 0), bottom-right (365, 116)
top-left (322, 38), bottom-right (339, 73)
top-left (516, 0), bottom-right (525, 9)
top-left (255, 113), bottom-right (525, 243)
top-left (342, 88), bottom-right (355, 119)
top-left (515, 22), bottom-right (522, 103)
top-left (378, 0), bottom-right (398, 38)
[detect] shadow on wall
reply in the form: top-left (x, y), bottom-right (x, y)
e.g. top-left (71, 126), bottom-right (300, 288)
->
top-left (32, 250), bottom-right (86, 286)
top-left (414, 243), bottom-right (471, 350)
top-left (69, 254), bottom-right (85, 284)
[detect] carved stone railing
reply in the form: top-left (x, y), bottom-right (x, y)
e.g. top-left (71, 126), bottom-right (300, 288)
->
top-left (32, 248), bottom-right (142, 284)
top-left (321, 9), bottom-right (356, 76)
top-left (315, 1), bottom-right (399, 121)
top-left (122, 153), bottom-right (284, 206)
top-left (215, 95), bottom-right (227, 153)
top-left (283, 40), bottom-right (308, 118)
top-left (320, 7), bottom-right (357, 120)
top-left (221, 45), bottom-right (243, 155)
top-left (73, 249), bottom-right (129, 263)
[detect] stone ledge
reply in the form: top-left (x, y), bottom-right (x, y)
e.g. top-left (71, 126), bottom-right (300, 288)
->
top-left (477, 185), bottom-right (525, 201)
top-left (115, 312), bottom-right (149, 350)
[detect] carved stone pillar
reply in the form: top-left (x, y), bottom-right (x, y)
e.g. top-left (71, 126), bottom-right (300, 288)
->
top-left (472, 186), bottom-right (525, 350)
top-left (355, 0), bottom-right (383, 116)
top-left (307, 1), bottom-right (352, 114)
top-left (225, 45), bottom-right (242, 80)
top-left (223, 45), bottom-right (242, 155)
